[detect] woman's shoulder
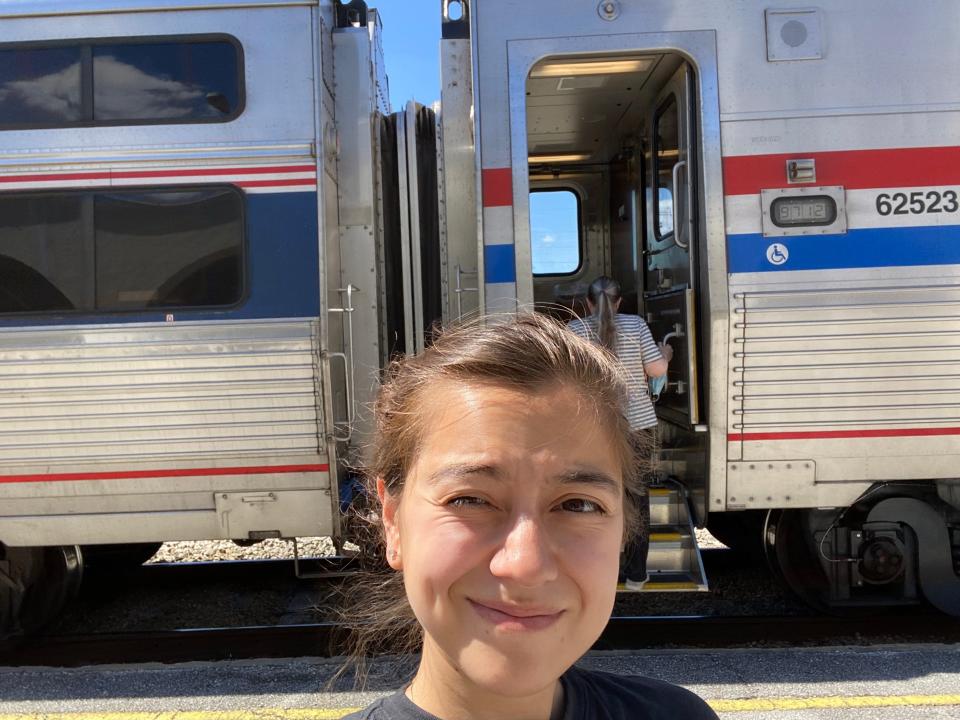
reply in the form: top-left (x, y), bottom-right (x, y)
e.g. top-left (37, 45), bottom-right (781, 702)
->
top-left (614, 314), bottom-right (645, 332)
top-left (566, 316), bottom-right (595, 336)
top-left (340, 690), bottom-right (438, 720)
top-left (563, 666), bottom-right (718, 719)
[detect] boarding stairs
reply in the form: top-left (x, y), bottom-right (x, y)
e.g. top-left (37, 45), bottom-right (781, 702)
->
top-left (619, 480), bottom-right (708, 592)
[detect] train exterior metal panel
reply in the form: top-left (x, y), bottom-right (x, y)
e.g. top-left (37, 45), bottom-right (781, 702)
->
top-left (0, 319), bottom-right (323, 465)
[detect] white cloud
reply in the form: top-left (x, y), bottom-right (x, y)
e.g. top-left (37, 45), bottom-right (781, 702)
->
top-left (0, 62), bottom-right (82, 119)
top-left (0, 55), bottom-right (219, 122)
top-left (93, 55), bottom-right (213, 119)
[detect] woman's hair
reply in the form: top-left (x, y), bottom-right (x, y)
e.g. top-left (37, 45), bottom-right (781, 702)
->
top-left (588, 276), bottom-right (622, 352)
top-left (337, 312), bottom-right (650, 680)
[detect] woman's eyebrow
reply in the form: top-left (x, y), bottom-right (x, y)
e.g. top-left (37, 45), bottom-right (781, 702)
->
top-left (556, 469), bottom-right (620, 492)
top-left (426, 463), bottom-right (501, 486)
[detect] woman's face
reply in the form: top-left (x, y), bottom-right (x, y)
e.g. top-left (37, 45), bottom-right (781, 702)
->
top-left (380, 380), bottom-right (624, 698)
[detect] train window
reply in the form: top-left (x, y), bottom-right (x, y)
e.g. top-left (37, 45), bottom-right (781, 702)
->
top-left (654, 95), bottom-right (679, 240)
top-left (93, 40), bottom-right (241, 122)
top-left (0, 35), bottom-right (243, 130)
top-left (0, 46), bottom-right (83, 127)
top-left (95, 188), bottom-right (243, 310)
top-left (0, 194), bottom-right (90, 313)
top-left (530, 189), bottom-right (581, 276)
top-left (0, 186), bottom-right (244, 315)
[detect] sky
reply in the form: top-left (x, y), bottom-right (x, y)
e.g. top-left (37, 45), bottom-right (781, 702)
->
top-left (374, 0), bottom-right (443, 111)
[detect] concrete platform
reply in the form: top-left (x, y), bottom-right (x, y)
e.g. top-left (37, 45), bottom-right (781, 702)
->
top-left (0, 644), bottom-right (958, 718)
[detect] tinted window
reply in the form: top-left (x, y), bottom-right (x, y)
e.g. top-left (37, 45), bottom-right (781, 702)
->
top-left (0, 46), bottom-right (83, 126)
top-left (0, 187), bottom-right (243, 315)
top-left (0, 194), bottom-right (89, 313)
top-left (0, 36), bottom-right (242, 130)
top-left (654, 96), bottom-right (679, 239)
top-left (93, 41), bottom-right (240, 122)
top-left (530, 189), bottom-right (581, 276)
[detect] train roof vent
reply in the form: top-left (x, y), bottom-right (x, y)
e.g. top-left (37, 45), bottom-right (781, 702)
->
top-left (765, 8), bottom-right (824, 62)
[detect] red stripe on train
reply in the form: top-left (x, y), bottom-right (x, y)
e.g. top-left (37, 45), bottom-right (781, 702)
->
top-left (723, 146), bottom-right (960, 196)
top-left (235, 178), bottom-right (317, 188)
top-left (729, 427), bottom-right (960, 442)
top-left (0, 165), bottom-right (317, 184)
top-left (482, 167), bottom-right (513, 207)
top-left (0, 463), bottom-right (329, 484)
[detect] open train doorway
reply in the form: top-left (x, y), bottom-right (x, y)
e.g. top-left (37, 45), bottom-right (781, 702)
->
top-left (514, 37), bottom-right (727, 588)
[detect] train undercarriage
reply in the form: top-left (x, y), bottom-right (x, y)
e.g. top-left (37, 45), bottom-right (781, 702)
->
top-left (710, 481), bottom-right (960, 616)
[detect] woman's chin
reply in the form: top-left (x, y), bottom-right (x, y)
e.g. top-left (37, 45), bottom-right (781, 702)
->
top-left (455, 646), bottom-right (567, 698)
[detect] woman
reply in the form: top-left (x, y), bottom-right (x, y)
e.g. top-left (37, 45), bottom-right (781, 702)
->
top-left (343, 314), bottom-right (713, 720)
top-left (567, 276), bottom-right (671, 590)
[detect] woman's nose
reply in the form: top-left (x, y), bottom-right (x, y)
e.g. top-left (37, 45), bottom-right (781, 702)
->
top-left (488, 514), bottom-right (559, 586)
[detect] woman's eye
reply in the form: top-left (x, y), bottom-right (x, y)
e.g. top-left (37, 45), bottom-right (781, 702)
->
top-left (559, 498), bottom-right (604, 514)
top-left (448, 495), bottom-right (489, 508)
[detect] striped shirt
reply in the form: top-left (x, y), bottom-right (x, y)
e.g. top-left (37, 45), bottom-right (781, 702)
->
top-left (568, 313), bottom-right (663, 430)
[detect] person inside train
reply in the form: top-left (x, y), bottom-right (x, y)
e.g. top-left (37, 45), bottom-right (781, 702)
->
top-left (567, 276), bottom-right (671, 590)
top-left (341, 314), bottom-right (714, 719)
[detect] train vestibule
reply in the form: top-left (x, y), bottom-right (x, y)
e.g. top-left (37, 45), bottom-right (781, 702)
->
top-left (521, 49), bottom-right (711, 590)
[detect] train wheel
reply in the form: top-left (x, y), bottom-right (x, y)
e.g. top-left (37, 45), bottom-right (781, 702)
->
top-left (763, 509), bottom-right (834, 612)
top-left (20, 545), bottom-right (84, 635)
top-left (0, 545), bottom-right (83, 641)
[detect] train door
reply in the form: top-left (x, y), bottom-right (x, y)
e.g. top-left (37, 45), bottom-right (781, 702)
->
top-left (511, 38), bottom-right (725, 590)
top-left (644, 64), bottom-right (701, 429)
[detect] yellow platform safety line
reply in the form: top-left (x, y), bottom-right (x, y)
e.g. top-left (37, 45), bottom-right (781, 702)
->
top-left (649, 488), bottom-right (673, 497)
top-left (1, 695), bottom-right (960, 718)
top-left (709, 694), bottom-right (960, 712)
top-left (648, 531), bottom-right (683, 542)
top-left (0, 713), bottom-right (360, 720)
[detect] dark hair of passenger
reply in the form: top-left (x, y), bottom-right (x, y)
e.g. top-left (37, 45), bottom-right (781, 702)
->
top-left (336, 312), bottom-right (647, 683)
top-left (588, 275), bottom-right (622, 352)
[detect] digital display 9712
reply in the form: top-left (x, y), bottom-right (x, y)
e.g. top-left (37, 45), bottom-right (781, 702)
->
top-left (770, 196), bottom-right (837, 227)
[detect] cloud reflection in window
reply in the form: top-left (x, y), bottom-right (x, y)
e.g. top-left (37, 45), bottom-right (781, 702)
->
top-left (0, 51), bottom-right (82, 125)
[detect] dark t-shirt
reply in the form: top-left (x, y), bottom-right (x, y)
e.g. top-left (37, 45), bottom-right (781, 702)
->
top-left (341, 666), bottom-right (718, 719)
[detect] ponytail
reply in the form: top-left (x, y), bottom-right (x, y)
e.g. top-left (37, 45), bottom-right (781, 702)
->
top-left (588, 276), bottom-right (622, 353)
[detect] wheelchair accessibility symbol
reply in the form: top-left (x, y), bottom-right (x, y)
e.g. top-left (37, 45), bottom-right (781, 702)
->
top-left (766, 243), bottom-right (789, 266)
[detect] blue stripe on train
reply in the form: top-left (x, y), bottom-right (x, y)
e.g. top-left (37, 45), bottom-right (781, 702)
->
top-left (484, 243), bottom-right (516, 283)
top-left (728, 224), bottom-right (960, 274)
top-left (0, 192), bottom-right (320, 327)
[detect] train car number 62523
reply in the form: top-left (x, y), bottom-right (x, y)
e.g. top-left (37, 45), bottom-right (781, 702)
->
top-left (875, 190), bottom-right (959, 215)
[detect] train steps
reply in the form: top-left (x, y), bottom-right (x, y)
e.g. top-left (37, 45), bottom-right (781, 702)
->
top-left (618, 483), bottom-right (709, 593)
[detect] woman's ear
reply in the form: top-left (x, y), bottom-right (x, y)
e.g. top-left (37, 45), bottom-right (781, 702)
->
top-left (377, 477), bottom-right (403, 570)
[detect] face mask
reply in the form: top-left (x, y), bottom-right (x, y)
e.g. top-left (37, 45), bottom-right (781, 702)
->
top-left (648, 374), bottom-right (667, 401)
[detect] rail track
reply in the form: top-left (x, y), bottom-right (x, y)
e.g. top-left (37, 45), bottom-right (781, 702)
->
top-left (2, 551), bottom-right (956, 668)
top-left (2, 612), bottom-right (958, 668)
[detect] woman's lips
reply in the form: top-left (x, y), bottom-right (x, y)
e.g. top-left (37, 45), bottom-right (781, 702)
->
top-left (468, 599), bottom-right (565, 631)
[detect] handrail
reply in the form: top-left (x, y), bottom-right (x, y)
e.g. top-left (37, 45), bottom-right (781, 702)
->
top-left (671, 159), bottom-right (689, 249)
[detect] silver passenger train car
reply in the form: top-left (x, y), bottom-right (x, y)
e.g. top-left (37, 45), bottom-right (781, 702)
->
top-left (450, 0), bottom-right (960, 615)
top-left (0, 0), bottom-right (440, 635)
top-left (2, 0), bottom-right (959, 637)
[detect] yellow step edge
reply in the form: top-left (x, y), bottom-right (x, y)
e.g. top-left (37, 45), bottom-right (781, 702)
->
top-left (617, 580), bottom-right (700, 591)
top-left (649, 531), bottom-right (683, 542)
top-left (649, 488), bottom-right (674, 497)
